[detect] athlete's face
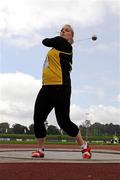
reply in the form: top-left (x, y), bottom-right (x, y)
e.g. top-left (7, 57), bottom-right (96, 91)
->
top-left (60, 25), bottom-right (73, 43)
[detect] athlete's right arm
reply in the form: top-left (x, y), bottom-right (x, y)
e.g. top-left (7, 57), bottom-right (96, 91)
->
top-left (42, 36), bottom-right (70, 50)
top-left (42, 36), bottom-right (64, 47)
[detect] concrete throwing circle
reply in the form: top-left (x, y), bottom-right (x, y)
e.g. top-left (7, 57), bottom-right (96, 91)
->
top-left (0, 148), bottom-right (120, 163)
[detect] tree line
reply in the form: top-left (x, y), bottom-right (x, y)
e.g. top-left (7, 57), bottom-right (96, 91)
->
top-left (0, 121), bottom-right (120, 136)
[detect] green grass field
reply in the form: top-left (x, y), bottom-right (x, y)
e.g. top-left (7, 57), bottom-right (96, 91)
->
top-left (0, 134), bottom-right (120, 145)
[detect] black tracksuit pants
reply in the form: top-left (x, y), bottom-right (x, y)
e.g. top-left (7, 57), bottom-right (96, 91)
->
top-left (33, 85), bottom-right (79, 138)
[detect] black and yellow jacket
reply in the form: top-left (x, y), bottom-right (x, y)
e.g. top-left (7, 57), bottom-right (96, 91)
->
top-left (42, 36), bottom-right (73, 86)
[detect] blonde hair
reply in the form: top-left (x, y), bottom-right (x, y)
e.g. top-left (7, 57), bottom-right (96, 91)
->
top-left (65, 24), bottom-right (74, 37)
top-left (62, 24), bottom-right (74, 44)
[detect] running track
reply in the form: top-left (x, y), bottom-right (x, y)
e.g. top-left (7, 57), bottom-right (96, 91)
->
top-left (0, 144), bottom-right (120, 180)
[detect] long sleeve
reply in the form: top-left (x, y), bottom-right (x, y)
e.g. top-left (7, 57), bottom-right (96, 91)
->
top-left (42, 36), bottom-right (72, 53)
top-left (42, 36), bottom-right (73, 86)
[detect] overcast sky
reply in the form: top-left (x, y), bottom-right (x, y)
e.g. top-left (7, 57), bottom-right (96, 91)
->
top-left (0, 0), bottom-right (120, 128)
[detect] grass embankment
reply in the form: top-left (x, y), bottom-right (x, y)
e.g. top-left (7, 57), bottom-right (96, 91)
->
top-left (0, 134), bottom-right (120, 145)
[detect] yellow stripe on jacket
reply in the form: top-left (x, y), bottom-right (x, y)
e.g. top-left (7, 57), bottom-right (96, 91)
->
top-left (42, 48), bottom-right (72, 85)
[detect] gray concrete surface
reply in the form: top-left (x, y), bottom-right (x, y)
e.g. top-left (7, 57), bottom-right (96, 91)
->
top-left (0, 148), bottom-right (120, 163)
